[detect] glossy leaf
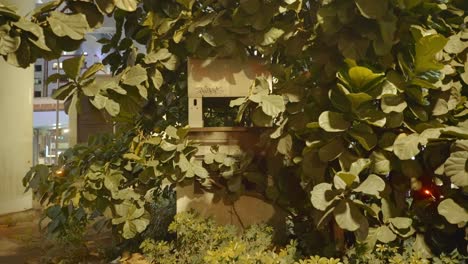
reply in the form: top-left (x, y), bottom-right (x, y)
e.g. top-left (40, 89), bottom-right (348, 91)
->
top-left (48, 11), bottom-right (90, 40)
top-left (353, 174), bottom-right (385, 197)
top-left (310, 183), bottom-right (335, 211)
top-left (318, 111), bottom-right (350, 132)
top-left (334, 200), bottom-right (363, 231)
top-left (115, 0), bottom-right (139, 12)
top-left (437, 199), bottom-right (468, 224)
top-left (63, 55), bottom-right (85, 79)
top-left (444, 151), bottom-right (468, 187)
top-left (393, 133), bottom-right (420, 160)
top-left (122, 65), bottom-right (147, 86)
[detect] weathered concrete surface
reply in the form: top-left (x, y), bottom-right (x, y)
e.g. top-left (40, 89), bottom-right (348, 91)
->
top-left (178, 128), bottom-right (288, 239)
top-left (0, 210), bottom-right (43, 264)
top-left (0, 209), bottom-right (112, 263)
top-left (177, 184), bottom-right (287, 233)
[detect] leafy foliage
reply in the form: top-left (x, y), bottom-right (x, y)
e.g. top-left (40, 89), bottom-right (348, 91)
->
top-left (140, 211), bottom-right (343, 264)
top-left (23, 125), bottom-right (197, 241)
top-left (4, 0), bottom-right (467, 259)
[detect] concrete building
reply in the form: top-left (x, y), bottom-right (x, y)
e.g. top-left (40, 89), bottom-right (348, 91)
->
top-left (0, 0), bottom-right (114, 215)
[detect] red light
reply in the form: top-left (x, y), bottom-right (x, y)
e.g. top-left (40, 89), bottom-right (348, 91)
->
top-left (424, 190), bottom-right (431, 195)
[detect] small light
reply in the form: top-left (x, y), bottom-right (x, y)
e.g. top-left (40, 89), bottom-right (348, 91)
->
top-left (423, 189), bottom-right (436, 200)
top-left (55, 169), bottom-right (64, 176)
top-left (63, 129), bottom-right (69, 134)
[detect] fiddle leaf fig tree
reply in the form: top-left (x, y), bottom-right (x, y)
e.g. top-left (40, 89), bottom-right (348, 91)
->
top-left (2, 0), bottom-right (466, 258)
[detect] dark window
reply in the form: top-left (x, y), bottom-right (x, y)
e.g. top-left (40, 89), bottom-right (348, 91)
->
top-left (34, 91), bottom-right (42, 98)
top-left (34, 65), bottom-right (42, 72)
top-left (203, 97), bottom-right (238, 127)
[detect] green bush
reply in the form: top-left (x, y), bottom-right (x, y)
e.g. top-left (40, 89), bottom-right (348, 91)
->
top-left (140, 212), bottom-right (467, 264)
top-left (140, 211), bottom-right (343, 264)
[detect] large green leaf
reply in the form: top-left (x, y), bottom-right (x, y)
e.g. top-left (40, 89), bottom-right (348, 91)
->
top-left (388, 217), bottom-right (412, 229)
top-left (81, 63), bottom-right (104, 80)
top-left (355, 0), bottom-right (387, 19)
top-left (318, 111), bottom-right (350, 132)
top-left (0, 26), bottom-right (20, 55)
top-left (444, 151), bottom-right (468, 187)
top-left (444, 34), bottom-right (468, 54)
top-left (437, 199), bottom-right (468, 225)
top-left (144, 49), bottom-right (172, 64)
top-left (346, 93), bottom-right (373, 110)
top-left (13, 19), bottom-right (50, 51)
top-left (104, 170), bottom-right (125, 192)
top-left (376, 225), bottom-right (397, 243)
top-left (165, 126), bottom-right (179, 139)
top-left (419, 128), bottom-right (441, 146)
top-left (393, 133), bottom-right (420, 160)
top-left (353, 174), bottom-right (385, 197)
top-left (347, 66), bottom-right (384, 91)
top-left (150, 68), bottom-right (164, 90)
top-left (349, 158), bottom-right (371, 176)
top-left (319, 137), bottom-right (344, 162)
top-left (252, 107), bottom-right (273, 127)
top-left (121, 65), bottom-right (148, 86)
top-left (123, 217), bottom-right (150, 239)
top-left (334, 200), bottom-right (363, 231)
top-left (69, 1), bottom-right (104, 29)
top-left (193, 159), bottom-right (209, 179)
top-left (105, 99), bottom-right (120, 117)
top-left (381, 94), bottom-right (407, 113)
top-left (91, 94), bottom-right (120, 116)
top-left (259, 94), bottom-right (285, 117)
top-left (113, 201), bottom-right (144, 224)
top-left (334, 172), bottom-right (357, 189)
top-left (115, 0), bottom-right (139, 12)
top-left (414, 34), bottom-right (448, 73)
top-left (48, 11), bottom-right (90, 40)
top-left (348, 124), bottom-right (377, 151)
top-left (310, 183), bottom-right (335, 211)
top-left (370, 151), bottom-right (391, 175)
top-left (52, 83), bottom-right (75, 100)
top-left (62, 55), bottom-right (85, 79)
top-left (442, 126), bottom-right (468, 139)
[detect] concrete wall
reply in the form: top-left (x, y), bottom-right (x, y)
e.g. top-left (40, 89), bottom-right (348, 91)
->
top-left (0, 0), bottom-right (34, 215)
top-left (177, 128), bottom-right (287, 236)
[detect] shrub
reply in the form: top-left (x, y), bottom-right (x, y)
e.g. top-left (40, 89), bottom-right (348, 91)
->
top-left (140, 211), bottom-right (343, 264)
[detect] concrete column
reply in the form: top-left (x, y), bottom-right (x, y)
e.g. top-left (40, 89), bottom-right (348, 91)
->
top-left (0, 0), bottom-right (35, 215)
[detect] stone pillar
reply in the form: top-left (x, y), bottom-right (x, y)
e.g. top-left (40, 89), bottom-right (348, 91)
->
top-left (0, 0), bottom-right (35, 215)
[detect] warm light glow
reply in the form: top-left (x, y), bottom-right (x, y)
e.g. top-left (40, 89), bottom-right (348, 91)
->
top-left (424, 190), bottom-right (431, 195)
top-left (55, 169), bottom-right (64, 176)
